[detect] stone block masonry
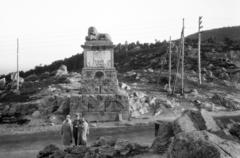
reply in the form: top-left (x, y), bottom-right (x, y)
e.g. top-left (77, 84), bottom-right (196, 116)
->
top-left (81, 27), bottom-right (118, 94)
top-left (71, 27), bottom-right (130, 121)
top-left (69, 94), bottom-right (129, 122)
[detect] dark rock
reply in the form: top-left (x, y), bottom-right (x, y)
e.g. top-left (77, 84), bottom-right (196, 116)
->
top-left (0, 103), bottom-right (35, 124)
top-left (152, 121), bottom-right (174, 154)
top-left (37, 144), bottom-right (60, 158)
top-left (92, 136), bottom-right (117, 147)
top-left (51, 150), bottom-right (66, 158)
top-left (229, 123), bottom-right (240, 141)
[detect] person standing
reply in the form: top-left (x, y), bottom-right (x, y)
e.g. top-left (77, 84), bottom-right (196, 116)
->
top-left (72, 113), bottom-right (82, 146)
top-left (78, 117), bottom-right (89, 146)
top-left (61, 115), bottom-right (72, 148)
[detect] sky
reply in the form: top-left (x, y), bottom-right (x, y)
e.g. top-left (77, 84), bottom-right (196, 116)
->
top-left (0, 0), bottom-right (239, 75)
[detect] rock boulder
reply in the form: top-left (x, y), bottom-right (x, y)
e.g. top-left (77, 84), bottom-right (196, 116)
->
top-left (37, 144), bottom-right (61, 158)
top-left (55, 65), bottom-right (68, 77)
top-left (173, 110), bottom-right (207, 135)
top-left (168, 130), bottom-right (240, 158)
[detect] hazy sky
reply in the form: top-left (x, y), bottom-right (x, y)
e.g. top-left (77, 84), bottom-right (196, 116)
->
top-left (0, 0), bottom-right (239, 74)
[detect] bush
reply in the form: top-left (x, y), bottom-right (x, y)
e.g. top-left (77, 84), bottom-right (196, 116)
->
top-left (25, 74), bottom-right (38, 82)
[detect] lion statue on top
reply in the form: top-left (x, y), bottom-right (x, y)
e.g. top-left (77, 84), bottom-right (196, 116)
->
top-left (85, 27), bottom-right (112, 42)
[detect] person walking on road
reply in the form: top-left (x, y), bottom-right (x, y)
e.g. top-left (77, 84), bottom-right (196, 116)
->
top-left (61, 115), bottom-right (73, 148)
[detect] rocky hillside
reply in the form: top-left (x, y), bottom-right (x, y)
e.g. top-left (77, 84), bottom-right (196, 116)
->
top-left (1, 26), bottom-right (240, 82)
top-left (187, 26), bottom-right (240, 41)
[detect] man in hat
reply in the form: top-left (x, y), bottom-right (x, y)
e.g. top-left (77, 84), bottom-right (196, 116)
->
top-left (72, 113), bottom-right (82, 146)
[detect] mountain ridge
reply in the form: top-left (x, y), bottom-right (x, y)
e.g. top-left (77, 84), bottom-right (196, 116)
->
top-left (187, 25), bottom-right (240, 41)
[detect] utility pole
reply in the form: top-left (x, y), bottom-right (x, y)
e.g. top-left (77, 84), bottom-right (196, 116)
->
top-left (198, 16), bottom-right (203, 85)
top-left (125, 41), bottom-right (128, 57)
top-left (168, 36), bottom-right (172, 93)
top-left (16, 38), bottom-right (19, 92)
top-left (172, 44), bottom-right (180, 94)
top-left (181, 18), bottom-right (185, 95)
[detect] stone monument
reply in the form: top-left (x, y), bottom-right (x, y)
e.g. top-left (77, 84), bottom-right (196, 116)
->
top-left (69, 27), bottom-right (129, 122)
top-left (81, 27), bottom-right (118, 94)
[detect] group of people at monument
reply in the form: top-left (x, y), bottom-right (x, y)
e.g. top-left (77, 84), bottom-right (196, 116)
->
top-left (60, 113), bottom-right (89, 148)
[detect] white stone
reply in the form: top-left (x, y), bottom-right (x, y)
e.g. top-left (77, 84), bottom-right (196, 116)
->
top-left (32, 110), bottom-right (41, 118)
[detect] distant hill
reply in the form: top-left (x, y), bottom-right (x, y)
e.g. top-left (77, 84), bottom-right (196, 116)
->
top-left (2, 26), bottom-right (239, 79)
top-left (187, 26), bottom-right (240, 42)
top-left (20, 41), bottom-right (168, 77)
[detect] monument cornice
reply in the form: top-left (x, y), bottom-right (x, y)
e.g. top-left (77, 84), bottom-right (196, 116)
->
top-left (81, 45), bottom-right (115, 50)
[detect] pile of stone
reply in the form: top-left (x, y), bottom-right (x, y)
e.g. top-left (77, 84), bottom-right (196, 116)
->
top-left (37, 136), bottom-right (149, 158)
top-left (128, 91), bottom-right (150, 117)
top-left (36, 93), bottom-right (130, 123)
top-left (151, 110), bottom-right (240, 158)
top-left (0, 102), bottom-right (38, 124)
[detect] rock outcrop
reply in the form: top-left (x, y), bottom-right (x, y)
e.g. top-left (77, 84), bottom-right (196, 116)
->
top-left (37, 144), bottom-right (62, 158)
top-left (172, 110), bottom-right (207, 134)
top-left (0, 102), bottom-right (38, 124)
top-left (37, 137), bottom-right (149, 158)
top-left (55, 65), bottom-right (68, 77)
top-left (168, 130), bottom-right (240, 158)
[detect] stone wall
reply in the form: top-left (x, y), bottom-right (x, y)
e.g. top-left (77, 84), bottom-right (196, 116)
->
top-left (69, 94), bottom-right (129, 122)
top-left (81, 68), bottom-right (118, 94)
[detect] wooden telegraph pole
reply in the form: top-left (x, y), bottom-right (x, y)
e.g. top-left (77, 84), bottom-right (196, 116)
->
top-left (181, 18), bottom-right (185, 95)
top-left (125, 41), bottom-right (128, 57)
top-left (16, 38), bottom-right (19, 92)
top-left (198, 16), bottom-right (203, 85)
top-left (168, 36), bottom-right (172, 93)
top-left (172, 44), bottom-right (180, 94)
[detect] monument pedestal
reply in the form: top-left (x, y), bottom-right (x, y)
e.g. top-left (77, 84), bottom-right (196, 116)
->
top-left (76, 27), bottom-right (129, 121)
top-left (69, 94), bottom-right (129, 122)
top-left (81, 67), bottom-right (118, 94)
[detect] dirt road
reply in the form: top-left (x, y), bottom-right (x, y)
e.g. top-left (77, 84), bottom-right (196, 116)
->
top-left (0, 125), bottom-right (154, 158)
